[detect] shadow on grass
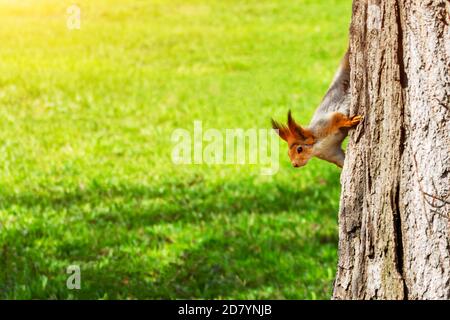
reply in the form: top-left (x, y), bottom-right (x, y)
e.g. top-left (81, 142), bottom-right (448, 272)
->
top-left (0, 175), bottom-right (340, 225)
top-left (0, 174), bottom-right (340, 299)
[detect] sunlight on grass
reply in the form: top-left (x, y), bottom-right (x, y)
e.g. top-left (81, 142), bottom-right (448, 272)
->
top-left (0, 0), bottom-right (351, 299)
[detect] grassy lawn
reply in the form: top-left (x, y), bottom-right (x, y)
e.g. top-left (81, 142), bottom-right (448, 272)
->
top-left (0, 0), bottom-right (351, 299)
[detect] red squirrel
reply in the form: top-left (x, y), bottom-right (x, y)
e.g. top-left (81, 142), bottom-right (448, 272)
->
top-left (271, 49), bottom-right (363, 168)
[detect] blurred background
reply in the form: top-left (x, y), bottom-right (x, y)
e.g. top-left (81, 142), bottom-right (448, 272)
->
top-left (0, 0), bottom-right (351, 299)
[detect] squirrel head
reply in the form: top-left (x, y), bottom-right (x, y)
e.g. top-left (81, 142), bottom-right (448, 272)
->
top-left (271, 110), bottom-right (316, 168)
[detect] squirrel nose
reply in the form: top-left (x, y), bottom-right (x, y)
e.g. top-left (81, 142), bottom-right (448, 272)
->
top-left (292, 162), bottom-right (300, 168)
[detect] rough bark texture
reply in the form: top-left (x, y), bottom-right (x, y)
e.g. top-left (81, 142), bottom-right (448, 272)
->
top-left (333, 0), bottom-right (450, 299)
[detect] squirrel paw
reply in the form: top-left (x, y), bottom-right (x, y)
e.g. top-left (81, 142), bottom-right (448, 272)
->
top-left (350, 115), bottom-right (364, 126)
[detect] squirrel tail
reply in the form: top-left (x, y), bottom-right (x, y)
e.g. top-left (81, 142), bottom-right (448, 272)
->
top-left (309, 47), bottom-right (351, 124)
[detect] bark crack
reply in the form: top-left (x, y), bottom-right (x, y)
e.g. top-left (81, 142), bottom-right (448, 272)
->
top-left (395, 0), bottom-right (408, 89)
top-left (393, 0), bottom-right (408, 300)
top-left (393, 182), bottom-right (408, 299)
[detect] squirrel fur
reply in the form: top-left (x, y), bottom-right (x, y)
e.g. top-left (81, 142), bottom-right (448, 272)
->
top-left (271, 48), bottom-right (363, 168)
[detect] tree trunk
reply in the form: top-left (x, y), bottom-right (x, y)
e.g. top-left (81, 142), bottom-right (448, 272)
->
top-left (333, 0), bottom-right (450, 299)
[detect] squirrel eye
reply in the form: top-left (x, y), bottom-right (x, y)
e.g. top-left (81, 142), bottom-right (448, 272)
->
top-left (297, 146), bottom-right (303, 153)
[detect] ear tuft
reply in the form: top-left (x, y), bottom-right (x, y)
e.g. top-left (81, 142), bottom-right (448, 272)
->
top-left (287, 110), bottom-right (308, 140)
top-left (271, 118), bottom-right (289, 142)
top-left (287, 109), bottom-right (298, 134)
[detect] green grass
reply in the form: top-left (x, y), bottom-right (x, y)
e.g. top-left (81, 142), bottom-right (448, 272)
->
top-left (0, 0), bottom-right (351, 299)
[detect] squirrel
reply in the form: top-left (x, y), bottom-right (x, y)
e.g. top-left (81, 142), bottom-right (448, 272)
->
top-left (271, 48), bottom-right (363, 168)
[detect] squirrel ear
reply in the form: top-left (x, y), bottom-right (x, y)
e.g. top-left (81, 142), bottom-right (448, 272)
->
top-left (287, 110), bottom-right (307, 139)
top-left (287, 110), bottom-right (299, 133)
top-left (271, 118), bottom-right (289, 142)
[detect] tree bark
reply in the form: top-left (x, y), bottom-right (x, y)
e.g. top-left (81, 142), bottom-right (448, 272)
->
top-left (333, 0), bottom-right (450, 299)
